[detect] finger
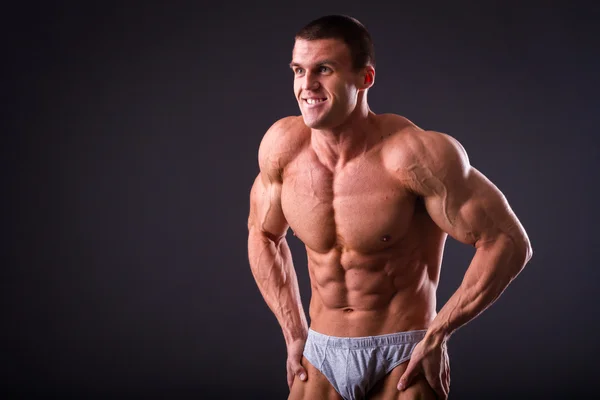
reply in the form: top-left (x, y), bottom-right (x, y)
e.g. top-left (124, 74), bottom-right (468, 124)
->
top-left (442, 367), bottom-right (449, 392)
top-left (433, 375), bottom-right (448, 400)
top-left (287, 366), bottom-right (294, 389)
top-left (397, 358), bottom-right (418, 391)
top-left (443, 352), bottom-right (450, 395)
top-left (422, 366), bottom-right (445, 400)
top-left (444, 357), bottom-right (451, 394)
top-left (432, 380), bottom-right (447, 400)
top-left (291, 361), bottom-right (308, 382)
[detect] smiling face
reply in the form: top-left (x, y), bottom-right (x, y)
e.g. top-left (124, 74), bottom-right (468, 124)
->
top-left (290, 38), bottom-right (367, 130)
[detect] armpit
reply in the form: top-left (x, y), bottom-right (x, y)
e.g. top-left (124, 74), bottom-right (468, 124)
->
top-left (405, 162), bottom-right (461, 232)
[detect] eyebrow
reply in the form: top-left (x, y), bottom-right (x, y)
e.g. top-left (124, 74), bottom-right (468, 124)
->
top-left (289, 59), bottom-right (339, 69)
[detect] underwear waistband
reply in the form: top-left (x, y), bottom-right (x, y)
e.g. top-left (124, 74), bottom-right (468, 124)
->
top-left (307, 328), bottom-right (427, 349)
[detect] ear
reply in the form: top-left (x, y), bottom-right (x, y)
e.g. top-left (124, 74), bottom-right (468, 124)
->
top-left (361, 66), bottom-right (375, 89)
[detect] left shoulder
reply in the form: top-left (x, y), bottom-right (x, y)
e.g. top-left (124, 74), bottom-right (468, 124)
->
top-left (408, 129), bottom-right (471, 176)
top-left (381, 117), bottom-right (471, 180)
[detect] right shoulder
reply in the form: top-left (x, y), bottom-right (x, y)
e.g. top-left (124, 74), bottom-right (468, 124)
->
top-left (257, 116), bottom-right (308, 179)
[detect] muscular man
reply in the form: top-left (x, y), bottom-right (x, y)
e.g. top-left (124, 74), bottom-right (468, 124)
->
top-left (247, 15), bottom-right (532, 400)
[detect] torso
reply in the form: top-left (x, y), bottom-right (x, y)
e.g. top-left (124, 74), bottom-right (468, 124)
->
top-left (278, 114), bottom-right (448, 337)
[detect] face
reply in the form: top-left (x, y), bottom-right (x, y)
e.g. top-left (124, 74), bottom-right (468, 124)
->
top-left (290, 38), bottom-right (368, 129)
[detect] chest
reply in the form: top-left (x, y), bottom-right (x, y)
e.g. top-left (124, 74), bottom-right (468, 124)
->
top-left (280, 151), bottom-right (417, 253)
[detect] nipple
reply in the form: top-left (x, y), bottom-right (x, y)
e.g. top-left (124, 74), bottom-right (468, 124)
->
top-left (381, 234), bottom-right (391, 242)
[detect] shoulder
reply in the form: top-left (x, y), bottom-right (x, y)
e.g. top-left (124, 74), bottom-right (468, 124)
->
top-left (404, 129), bottom-right (470, 174)
top-left (380, 118), bottom-right (471, 188)
top-left (257, 116), bottom-right (309, 179)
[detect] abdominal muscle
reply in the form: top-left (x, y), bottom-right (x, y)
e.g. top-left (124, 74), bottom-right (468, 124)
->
top-left (304, 232), bottom-right (441, 338)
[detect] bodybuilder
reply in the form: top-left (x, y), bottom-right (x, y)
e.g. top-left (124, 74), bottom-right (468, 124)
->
top-left (247, 15), bottom-right (532, 400)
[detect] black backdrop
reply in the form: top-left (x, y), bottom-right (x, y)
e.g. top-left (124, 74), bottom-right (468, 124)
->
top-left (3, 1), bottom-right (599, 399)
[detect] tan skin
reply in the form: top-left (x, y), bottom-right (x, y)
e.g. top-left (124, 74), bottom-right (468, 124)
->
top-left (247, 38), bottom-right (532, 399)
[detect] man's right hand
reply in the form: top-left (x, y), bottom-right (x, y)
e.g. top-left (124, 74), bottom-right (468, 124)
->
top-left (286, 339), bottom-right (308, 389)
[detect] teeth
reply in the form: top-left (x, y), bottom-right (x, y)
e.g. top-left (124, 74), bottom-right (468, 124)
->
top-left (306, 98), bottom-right (325, 105)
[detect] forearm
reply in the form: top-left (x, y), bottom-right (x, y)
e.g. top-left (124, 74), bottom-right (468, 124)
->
top-left (425, 233), bottom-right (532, 345)
top-left (248, 227), bottom-right (308, 345)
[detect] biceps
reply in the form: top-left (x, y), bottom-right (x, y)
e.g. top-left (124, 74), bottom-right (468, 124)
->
top-left (424, 168), bottom-right (518, 247)
top-left (248, 173), bottom-right (289, 239)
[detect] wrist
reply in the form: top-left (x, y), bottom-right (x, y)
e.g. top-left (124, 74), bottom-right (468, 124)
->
top-left (283, 327), bottom-right (308, 347)
top-left (424, 322), bottom-right (451, 348)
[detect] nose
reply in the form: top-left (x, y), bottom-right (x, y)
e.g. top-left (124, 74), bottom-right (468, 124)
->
top-left (301, 71), bottom-right (320, 91)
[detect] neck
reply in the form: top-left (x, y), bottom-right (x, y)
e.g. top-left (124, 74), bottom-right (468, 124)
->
top-left (311, 97), bottom-right (375, 169)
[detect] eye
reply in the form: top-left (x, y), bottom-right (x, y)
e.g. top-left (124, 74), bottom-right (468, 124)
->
top-left (294, 68), bottom-right (304, 75)
top-left (319, 66), bottom-right (331, 73)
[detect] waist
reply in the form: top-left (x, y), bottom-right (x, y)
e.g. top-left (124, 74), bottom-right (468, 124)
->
top-left (306, 327), bottom-right (427, 348)
top-left (308, 300), bottom-right (435, 337)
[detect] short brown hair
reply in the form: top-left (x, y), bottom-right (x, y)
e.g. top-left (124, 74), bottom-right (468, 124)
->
top-left (295, 15), bottom-right (376, 70)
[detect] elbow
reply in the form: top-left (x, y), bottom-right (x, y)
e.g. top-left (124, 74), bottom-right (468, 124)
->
top-left (495, 232), bottom-right (532, 278)
top-left (524, 238), bottom-right (533, 264)
top-left (512, 235), bottom-right (533, 273)
top-left (502, 222), bottom-right (533, 267)
top-left (249, 223), bottom-right (285, 246)
top-left (516, 226), bottom-right (533, 265)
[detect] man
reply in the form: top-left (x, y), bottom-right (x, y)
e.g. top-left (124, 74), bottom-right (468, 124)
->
top-left (247, 14), bottom-right (532, 400)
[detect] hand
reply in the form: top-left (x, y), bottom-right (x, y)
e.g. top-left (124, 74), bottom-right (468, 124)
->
top-left (286, 339), bottom-right (308, 389)
top-left (397, 337), bottom-right (450, 399)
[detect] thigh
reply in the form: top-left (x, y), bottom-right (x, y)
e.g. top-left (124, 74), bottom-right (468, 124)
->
top-left (368, 361), bottom-right (437, 400)
top-left (288, 356), bottom-right (343, 400)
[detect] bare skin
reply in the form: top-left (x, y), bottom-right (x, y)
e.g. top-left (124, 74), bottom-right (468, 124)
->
top-left (247, 38), bottom-right (532, 400)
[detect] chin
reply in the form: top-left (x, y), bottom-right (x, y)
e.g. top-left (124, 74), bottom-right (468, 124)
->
top-left (304, 120), bottom-right (328, 130)
top-left (302, 118), bottom-right (319, 129)
top-left (302, 114), bottom-right (331, 129)
top-left (301, 115), bottom-right (317, 128)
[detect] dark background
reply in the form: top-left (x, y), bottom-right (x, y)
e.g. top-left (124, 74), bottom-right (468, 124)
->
top-left (3, 1), bottom-right (599, 399)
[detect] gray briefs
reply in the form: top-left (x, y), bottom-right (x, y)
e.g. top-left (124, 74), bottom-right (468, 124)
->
top-left (303, 328), bottom-right (427, 400)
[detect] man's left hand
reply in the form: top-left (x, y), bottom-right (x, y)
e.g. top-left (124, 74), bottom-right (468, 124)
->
top-left (397, 336), bottom-right (450, 399)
